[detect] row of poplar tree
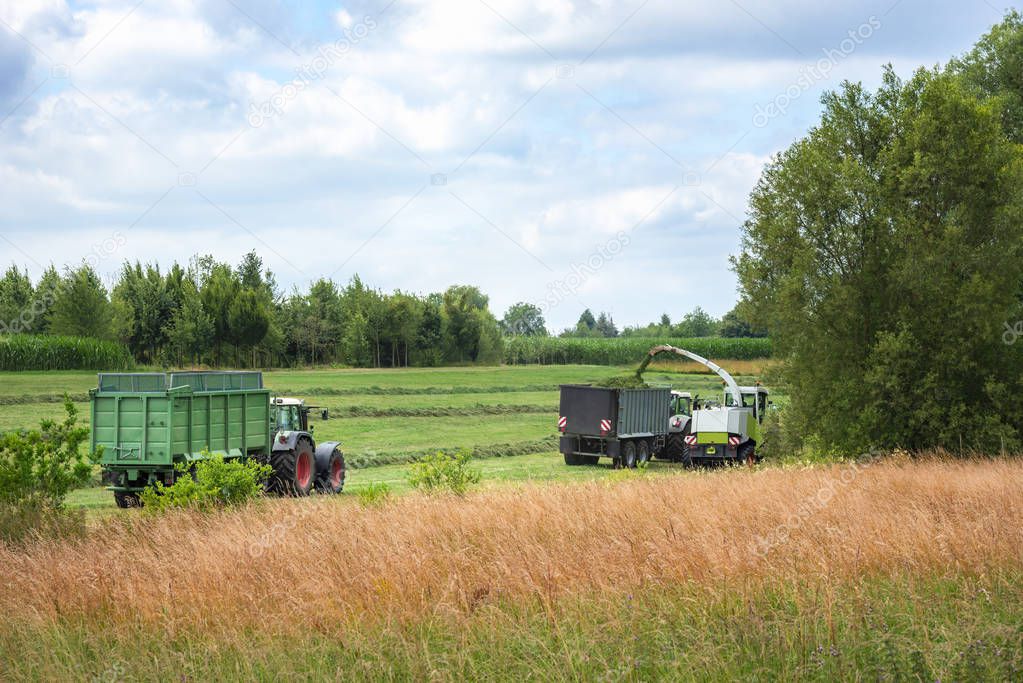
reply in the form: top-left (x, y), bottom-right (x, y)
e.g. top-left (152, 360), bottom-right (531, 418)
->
top-left (0, 252), bottom-right (505, 367)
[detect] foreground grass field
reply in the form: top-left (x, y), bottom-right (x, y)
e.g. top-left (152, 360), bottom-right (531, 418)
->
top-left (3, 458), bottom-right (1021, 680)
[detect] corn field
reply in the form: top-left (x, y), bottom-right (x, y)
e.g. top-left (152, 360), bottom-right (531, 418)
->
top-left (503, 336), bottom-right (771, 365)
top-left (0, 335), bottom-right (133, 371)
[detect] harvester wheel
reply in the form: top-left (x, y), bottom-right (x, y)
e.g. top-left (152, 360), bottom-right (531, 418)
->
top-left (113, 491), bottom-right (141, 508)
top-left (271, 437), bottom-right (315, 496)
top-left (622, 441), bottom-right (637, 469)
top-left (738, 442), bottom-right (756, 467)
top-left (636, 440), bottom-right (651, 467)
top-left (316, 449), bottom-right (346, 494)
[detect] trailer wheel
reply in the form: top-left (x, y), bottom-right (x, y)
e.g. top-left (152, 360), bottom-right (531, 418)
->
top-left (636, 440), bottom-right (651, 467)
top-left (271, 437), bottom-right (315, 496)
top-left (316, 449), bottom-right (346, 494)
top-left (622, 441), bottom-right (637, 469)
top-left (564, 452), bottom-right (584, 466)
top-left (113, 491), bottom-right (141, 508)
top-left (584, 456), bottom-right (599, 465)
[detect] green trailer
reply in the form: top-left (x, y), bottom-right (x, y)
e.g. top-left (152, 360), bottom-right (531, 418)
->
top-left (92, 371), bottom-right (345, 507)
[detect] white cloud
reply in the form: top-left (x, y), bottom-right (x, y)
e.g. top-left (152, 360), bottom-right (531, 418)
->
top-left (0, 0), bottom-right (1004, 328)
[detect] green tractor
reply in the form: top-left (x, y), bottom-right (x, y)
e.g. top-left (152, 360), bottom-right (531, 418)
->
top-left (270, 397), bottom-right (346, 496)
top-left (93, 372), bottom-right (345, 508)
top-left (638, 345), bottom-right (769, 465)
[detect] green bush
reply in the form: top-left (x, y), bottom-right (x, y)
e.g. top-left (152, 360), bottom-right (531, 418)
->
top-left (407, 450), bottom-right (481, 495)
top-left (503, 336), bottom-right (771, 365)
top-left (0, 334), bottom-right (133, 370)
top-left (139, 451), bottom-right (272, 513)
top-left (0, 397), bottom-right (95, 544)
top-left (355, 482), bottom-right (392, 506)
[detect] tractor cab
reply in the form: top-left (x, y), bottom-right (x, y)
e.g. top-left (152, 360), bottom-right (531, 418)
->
top-left (272, 397), bottom-right (311, 433)
top-left (670, 390), bottom-right (692, 417)
top-left (724, 385), bottom-right (770, 422)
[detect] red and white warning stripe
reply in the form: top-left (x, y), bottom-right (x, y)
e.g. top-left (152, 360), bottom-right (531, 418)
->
top-left (684, 434), bottom-right (698, 446)
top-left (599, 419), bottom-right (612, 433)
top-left (728, 435), bottom-right (741, 447)
top-left (558, 416), bottom-right (567, 430)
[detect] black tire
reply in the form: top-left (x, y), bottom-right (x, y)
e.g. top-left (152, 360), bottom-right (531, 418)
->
top-left (738, 442), bottom-right (756, 467)
top-left (316, 449), bottom-right (346, 494)
top-left (636, 440), bottom-right (651, 467)
top-left (666, 432), bottom-right (693, 467)
top-left (114, 491), bottom-right (141, 509)
top-left (583, 456), bottom-right (600, 465)
top-left (622, 441), bottom-right (637, 469)
top-left (271, 437), bottom-right (315, 496)
top-left (564, 452), bottom-right (584, 466)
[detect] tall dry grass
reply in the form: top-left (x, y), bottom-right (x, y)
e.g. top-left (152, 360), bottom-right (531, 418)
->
top-left (1, 458), bottom-right (1020, 637)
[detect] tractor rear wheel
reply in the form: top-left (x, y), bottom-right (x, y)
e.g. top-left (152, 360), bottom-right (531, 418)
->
top-left (114, 491), bottom-right (141, 508)
top-left (666, 433), bottom-right (692, 466)
top-left (316, 449), bottom-right (346, 494)
top-left (622, 441), bottom-right (637, 469)
top-left (636, 440), bottom-right (651, 467)
top-left (271, 437), bottom-right (315, 496)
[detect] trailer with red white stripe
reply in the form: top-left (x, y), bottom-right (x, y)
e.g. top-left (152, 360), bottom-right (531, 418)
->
top-left (558, 384), bottom-right (686, 468)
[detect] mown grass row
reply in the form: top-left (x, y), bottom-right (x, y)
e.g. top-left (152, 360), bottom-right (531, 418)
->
top-left (0, 335), bottom-right (133, 371)
top-left (325, 404), bottom-right (555, 419)
top-left (347, 436), bottom-right (558, 469)
top-left (504, 336), bottom-right (771, 365)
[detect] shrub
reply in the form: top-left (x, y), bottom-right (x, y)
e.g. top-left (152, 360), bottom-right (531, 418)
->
top-left (139, 451), bottom-right (272, 513)
top-left (0, 334), bottom-right (133, 371)
top-left (0, 397), bottom-right (95, 544)
top-left (407, 450), bottom-right (481, 495)
top-left (355, 482), bottom-right (392, 506)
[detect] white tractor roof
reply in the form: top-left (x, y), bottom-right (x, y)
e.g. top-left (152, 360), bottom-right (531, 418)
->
top-left (738, 386), bottom-right (769, 395)
top-left (671, 390), bottom-right (693, 398)
top-left (273, 397), bottom-right (305, 406)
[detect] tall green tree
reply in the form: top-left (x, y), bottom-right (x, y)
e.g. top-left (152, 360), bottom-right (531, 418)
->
top-left (0, 266), bottom-right (34, 334)
top-left (48, 265), bottom-right (113, 340)
top-left (164, 279), bottom-right (213, 366)
top-left (500, 302), bottom-right (547, 336)
top-left (674, 307), bottom-right (718, 338)
top-left (228, 289), bottom-right (270, 366)
top-left (734, 65), bottom-right (1023, 454)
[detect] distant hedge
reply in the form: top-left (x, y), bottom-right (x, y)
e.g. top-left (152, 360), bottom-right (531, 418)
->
top-left (503, 336), bottom-right (772, 365)
top-left (0, 335), bottom-right (134, 371)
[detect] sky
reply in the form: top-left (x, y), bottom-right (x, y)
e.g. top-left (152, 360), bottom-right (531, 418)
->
top-left (0, 0), bottom-right (1013, 332)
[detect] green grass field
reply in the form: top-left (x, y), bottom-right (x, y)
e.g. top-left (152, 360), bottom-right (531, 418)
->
top-left (0, 364), bottom-right (757, 514)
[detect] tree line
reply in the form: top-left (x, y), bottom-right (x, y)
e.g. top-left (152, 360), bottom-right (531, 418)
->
top-left (0, 253), bottom-right (505, 368)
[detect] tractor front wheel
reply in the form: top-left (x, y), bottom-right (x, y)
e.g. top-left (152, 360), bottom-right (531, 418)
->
top-left (316, 449), bottom-right (346, 494)
top-left (271, 438), bottom-right (315, 496)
